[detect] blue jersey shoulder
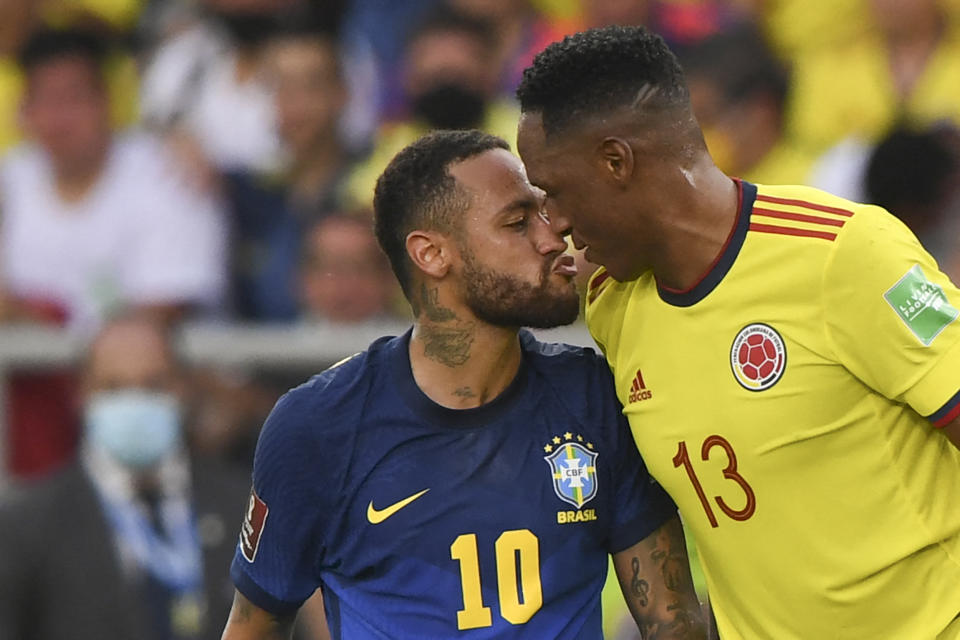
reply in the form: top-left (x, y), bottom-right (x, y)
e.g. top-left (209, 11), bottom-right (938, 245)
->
top-left (520, 330), bottom-right (606, 373)
top-left (520, 330), bottom-right (618, 420)
top-left (252, 335), bottom-right (399, 483)
top-left (266, 335), bottom-right (396, 431)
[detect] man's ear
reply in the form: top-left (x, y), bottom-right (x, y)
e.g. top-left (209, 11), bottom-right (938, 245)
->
top-left (597, 137), bottom-right (635, 184)
top-left (406, 230), bottom-right (452, 280)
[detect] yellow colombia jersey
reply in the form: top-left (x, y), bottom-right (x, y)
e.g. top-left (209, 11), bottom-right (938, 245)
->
top-left (586, 181), bottom-right (960, 639)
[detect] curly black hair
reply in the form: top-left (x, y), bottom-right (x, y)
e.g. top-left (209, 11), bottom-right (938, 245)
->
top-left (373, 129), bottom-right (509, 299)
top-left (516, 25), bottom-right (689, 134)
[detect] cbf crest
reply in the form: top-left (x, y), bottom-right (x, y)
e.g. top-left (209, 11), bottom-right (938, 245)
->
top-left (543, 434), bottom-right (598, 509)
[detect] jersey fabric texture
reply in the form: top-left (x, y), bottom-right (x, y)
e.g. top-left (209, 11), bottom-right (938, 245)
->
top-left (586, 180), bottom-right (960, 640)
top-left (230, 330), bottom-right (675, 639)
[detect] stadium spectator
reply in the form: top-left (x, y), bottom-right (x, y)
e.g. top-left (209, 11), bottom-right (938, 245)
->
top-left (344, 5), bottom-right (521, 208)
top-left (786, 0), bottom-right (960, 155)
top-left (223, 16), bottom-right (357, 321)
top-left (865, 124), bottom-right (960, 279)
top-left (338, 0), bottom-right (438, 132)
top-left (0, 27), bottom-right (226, 478)
top-left (0, 1), bottom-right (139, 154)
top-left (185, 214), bottom-right (400, 472)
top-left (139, 0), bottom-right (306, 174)
top-left (760, 0), bottom-right (867, 61)
top-left (0, 27), bottom-right (226, 334)
top-left (298, 214), bottom-right (399, 324)
top-left (0, 314), bottom-right (250, 640)
top-left (447, 0), bottom-right (573, 97)
top-left (680, 23), bottom-right (813, 185)
top-left (516, 24), bottom-right (960, 639)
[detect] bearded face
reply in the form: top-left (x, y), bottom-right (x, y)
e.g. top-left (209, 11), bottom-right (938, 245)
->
top-left (459, 245), bottom-right (580, 329)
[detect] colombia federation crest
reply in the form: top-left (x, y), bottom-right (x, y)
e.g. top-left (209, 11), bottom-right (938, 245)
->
top-left (544, 440), bottom-right (599, 509)
top-left (730, 323), bottom-right (786, 391)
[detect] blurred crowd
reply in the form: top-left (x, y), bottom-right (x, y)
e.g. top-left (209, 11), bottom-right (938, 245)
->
top-left (4, 0), bottom-right (960, 476)
top-left (2, 0), bottom-right (960, 637)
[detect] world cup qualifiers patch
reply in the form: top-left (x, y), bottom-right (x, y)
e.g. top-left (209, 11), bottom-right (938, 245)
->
top-left (883, 265), bottom-right (958, 346)
top-left (240, 488), bottom-right (269, 563)
top-left (731, 323), bottom-right (786, 391)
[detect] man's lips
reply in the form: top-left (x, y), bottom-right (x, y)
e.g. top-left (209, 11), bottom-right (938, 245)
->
top-left (552, 254), bottom-right (578, 277)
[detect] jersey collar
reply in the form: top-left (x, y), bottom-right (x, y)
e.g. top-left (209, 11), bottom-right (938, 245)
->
top-left (656, 179), bottom-right (757, 307)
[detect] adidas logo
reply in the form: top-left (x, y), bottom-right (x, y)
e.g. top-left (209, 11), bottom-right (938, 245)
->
top-left (628, 369), bottom-right (652, 403)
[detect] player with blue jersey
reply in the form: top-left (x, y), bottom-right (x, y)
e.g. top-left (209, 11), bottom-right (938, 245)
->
top-left (221, 130), bottom-right (707, 639)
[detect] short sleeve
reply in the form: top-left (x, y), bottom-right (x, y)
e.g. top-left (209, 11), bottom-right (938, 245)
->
top-left (229, 389), bottom-right (327, 615)
top-left (823, 206), bottom-right (960, 422)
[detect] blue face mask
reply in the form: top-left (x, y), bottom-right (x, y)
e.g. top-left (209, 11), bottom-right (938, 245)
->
top-left (85, 390), bottom-right (182, 469)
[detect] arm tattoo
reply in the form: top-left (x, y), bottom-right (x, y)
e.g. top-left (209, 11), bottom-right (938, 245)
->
top-left (650, 528), bottom-right (695, 594)
top-left (628, 519), bottom-right (707, 640)
top-left (235, 595), bottom-right (255, 623)
top-left (453, 386), bottom-right (477, 398)
top-left (229, 594), bottom-right (295, 640)
top-left (664, 602), bottom-right (697, 636)
top-left (631, 557), bottom-right (650, 607)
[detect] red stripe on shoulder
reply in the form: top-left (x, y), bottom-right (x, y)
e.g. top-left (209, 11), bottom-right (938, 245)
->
top-left (749, 222), bottom-right (837, 241)
top-left (755, 194), bottom-right (854, 217)
top-left (752, 207), bottom-right (846, 228)
top-left (588, 271), bottom-right (610, 291)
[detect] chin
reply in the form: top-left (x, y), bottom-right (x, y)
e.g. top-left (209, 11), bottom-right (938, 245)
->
top-left (603, 261), bottom-right (647, 283)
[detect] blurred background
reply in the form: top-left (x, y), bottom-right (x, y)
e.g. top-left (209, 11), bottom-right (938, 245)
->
top-left (1, 0), bottom-right (960, 638)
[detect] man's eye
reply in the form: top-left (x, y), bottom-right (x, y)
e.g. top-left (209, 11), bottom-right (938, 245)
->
top-left (507, 218), bottom-right (528, 229)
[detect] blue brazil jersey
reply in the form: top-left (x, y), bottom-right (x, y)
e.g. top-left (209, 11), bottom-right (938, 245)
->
top-left (231, 330), bottom-right (675, 639)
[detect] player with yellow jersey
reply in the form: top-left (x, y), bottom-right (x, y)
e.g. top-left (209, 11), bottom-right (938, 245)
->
top-left (516, 24), bottom-right (960, 640)
top-left (586, 181), bottom-right (960, 638)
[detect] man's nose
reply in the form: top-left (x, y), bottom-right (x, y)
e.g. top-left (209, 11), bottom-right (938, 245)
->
top-left (544, 207), bottom-right (572, 237)
top-left (533, 210), bottom-right (570, 254)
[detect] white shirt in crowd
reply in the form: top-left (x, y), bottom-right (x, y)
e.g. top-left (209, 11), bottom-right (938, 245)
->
top-left (0, 131), bottom-right (227, 334)
top-left (140, 22), bottom-right (282, 173)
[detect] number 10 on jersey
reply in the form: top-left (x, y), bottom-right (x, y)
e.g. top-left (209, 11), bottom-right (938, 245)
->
top-left (450, 529), bottom-right (543, 629)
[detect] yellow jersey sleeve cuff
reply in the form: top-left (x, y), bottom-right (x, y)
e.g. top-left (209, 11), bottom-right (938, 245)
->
top-left (907, 335), bottom-right (960, 426)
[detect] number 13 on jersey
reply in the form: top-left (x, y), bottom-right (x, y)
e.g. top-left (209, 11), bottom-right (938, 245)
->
top-left (673, 434), bottom-right (757, 528)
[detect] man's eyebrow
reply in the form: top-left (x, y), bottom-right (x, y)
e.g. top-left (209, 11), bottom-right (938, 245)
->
top-left (496, 195), bottom-right (541, 216)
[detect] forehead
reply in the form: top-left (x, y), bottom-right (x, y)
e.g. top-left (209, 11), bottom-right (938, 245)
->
top-left (516, 112), bottom-right (574, 185)
top-left (268, 38), bottom-right (338, 75)
top-left (309, 218), bottom-right (376, 253)
top-left (448, 148), bottom-right (537, 216)
top-left (28, 55), bottom-right (100, 88)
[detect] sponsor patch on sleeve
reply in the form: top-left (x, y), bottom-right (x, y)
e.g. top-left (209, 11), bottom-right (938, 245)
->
top-left (883, 265), bottom-right (958, 345)
top-left (240, 488), bottom-right (269, 563)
